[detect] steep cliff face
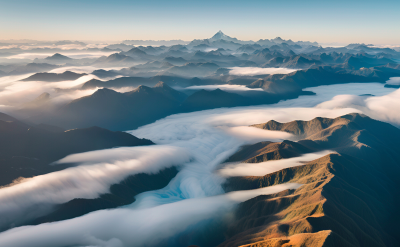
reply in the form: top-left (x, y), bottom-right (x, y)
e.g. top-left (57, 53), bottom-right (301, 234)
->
top-left (219, 113), bottom-right (400, 247)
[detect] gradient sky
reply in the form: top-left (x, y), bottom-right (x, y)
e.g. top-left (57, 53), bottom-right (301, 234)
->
top-left (0, 0), bottom-right (399, 45)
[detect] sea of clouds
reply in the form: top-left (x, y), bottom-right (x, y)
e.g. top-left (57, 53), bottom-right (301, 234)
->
top-left (0, 80), bottom-right (400, 246)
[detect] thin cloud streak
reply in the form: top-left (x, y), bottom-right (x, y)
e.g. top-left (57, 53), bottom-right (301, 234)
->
top-left (218, 150), bottom-right (335, 177)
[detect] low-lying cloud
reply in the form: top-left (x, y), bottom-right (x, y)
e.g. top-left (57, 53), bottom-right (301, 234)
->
top-left (385, 77), bottom-right (400, 86)
top-left (0, 183), bottom-right (301, 247)
top-left (6, 51), bottom-right (115, 60)
top-left (317, 87), bottom-right (400, 126)
top-left (184, 84), bottom-right (264, 92)
top-left (0, 146), bottom-right (192, 230)
top-left (218, 150), bottom-right (334, 177)
top-left (228, 67), bottom-right (297, 76)
top-left (0, 66), bottom-right (126, 115)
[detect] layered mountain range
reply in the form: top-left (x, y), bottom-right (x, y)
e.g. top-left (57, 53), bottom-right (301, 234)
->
top-left (1, 31), bottom-right (400, 247)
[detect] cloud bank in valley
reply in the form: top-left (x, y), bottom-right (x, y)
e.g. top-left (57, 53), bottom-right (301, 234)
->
top-left (0, 183), bottom-right (301, 247)
top-left (0, 66), bottom-right (126, 114)
top-left (6, 51), bottom-right (115, 60)
top-left (317, 87), bottom-right (400, 126)
top-left (0, 146), bottom-right (191, 230)
top-left (184, 84), bottom-right (264, 92)
top-left (385, 77), bottom-right (400, 86)
top-left (267, 83), bottom-right (396, 108)
top-left (228, 67), bottom-right (297, 76)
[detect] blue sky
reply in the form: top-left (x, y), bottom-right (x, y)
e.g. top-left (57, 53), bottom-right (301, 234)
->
top-left (0, 0), bottom-right (399, 44)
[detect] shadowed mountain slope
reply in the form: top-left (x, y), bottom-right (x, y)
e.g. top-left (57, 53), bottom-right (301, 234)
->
top-left (0, 112), bottom-right (153, 186)
top-left (44, 82), bottom-right (187, 130)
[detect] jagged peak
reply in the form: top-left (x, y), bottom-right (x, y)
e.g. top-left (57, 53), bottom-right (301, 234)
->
top-left (132, 85), bottom-right (152, 93)
top-left (153, 81), bottom-right (171, 89)
top-left (92, 87), bottom-right (119, 96)
top-left (47, 53), bottom-right (71, 59)
top-left (210, 30), bottom-right (235, 41)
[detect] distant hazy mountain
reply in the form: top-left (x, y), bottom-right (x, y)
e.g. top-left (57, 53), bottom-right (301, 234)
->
top-left (7, 63), bottom-right (59, 75)
top-left (236, 44), bottom-right (262, 54)
top-left (136, 45), bottom-right (167, 55)
top-left (159, 62), bottom-right (220, 77)
top-left (134, 60), bottom-right (173, 70)
top-left (122, 39), bottom-right (189, 46)
top-left (191, 50), bottom-right (239, 63)
top-left (94, 53), bottom-right (137, 66)
top-left (257, 37), bottom-right (318, 47)
top-left (91, 69), bottom-right (121, 78)
top-left (262, 55), bottom-right (321, 69)
top-left (104, 43), bottom-right (135, 52)
top-left (121, 48), bottom-right (153, 62)
top-left (54, 40), bottom-right (86, 46)
top-left (44, 53), bottom-right (72, 62)
top-left (20, 92), bottom-right (51, 110)
top-left (21, 71), bottom-right (86, 82)
top-left (163, 56), bottom-right (187, 65)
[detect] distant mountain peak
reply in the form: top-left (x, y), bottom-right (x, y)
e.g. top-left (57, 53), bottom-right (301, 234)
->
top-left (133, 85), bottom-right (152, 93)
top-left (210, 31), bottom-right (237, 42)
top-left (21, 92), bottom-right (51, 109)
top-left (46, 53), bottom-right (72, 60)
top-left (37, 92), bottom-right (50, 100)
top-left (92, 88), bottom-right (119, 97)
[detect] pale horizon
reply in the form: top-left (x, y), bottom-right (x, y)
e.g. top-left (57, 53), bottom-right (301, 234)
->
top-left (1, 0), bottom-right (399, 45)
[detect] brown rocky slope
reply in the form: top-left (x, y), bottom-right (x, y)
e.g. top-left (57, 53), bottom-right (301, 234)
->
top-left (218, 113), bottom-right (400, 247)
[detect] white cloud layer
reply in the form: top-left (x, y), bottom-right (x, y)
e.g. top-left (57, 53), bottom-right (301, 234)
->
top-left (0, 66), bottom-right (125, 114)
top-left (6, 51), bottom-right (115, 60)
top-left (219, 150), bottom-right (335, 177)
top-left (385, 77), bottom-right (400, 86)
top-left (0, 183), bottom-right (301, 247)
top-left (184, 84), bottom-right (263, 92)
top-left (317, 87), bottom-right (400, 126)
top-left (228, 67), bottom-right (297, 76)
top-left (0, 146), bottom-right (191, 230)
